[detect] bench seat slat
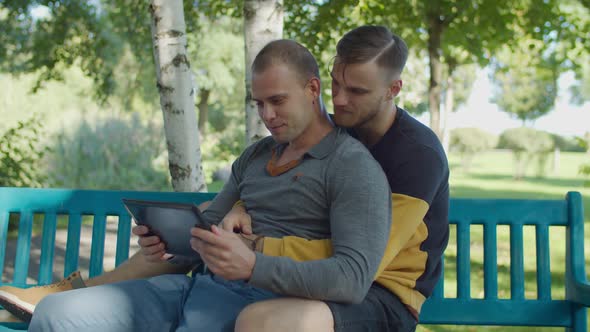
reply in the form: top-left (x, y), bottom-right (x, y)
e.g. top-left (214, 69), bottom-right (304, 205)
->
top-left (420, 299), bottom-right (574, 327)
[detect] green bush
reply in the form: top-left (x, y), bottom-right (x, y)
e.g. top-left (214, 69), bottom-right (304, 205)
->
top-left (550, 133), bottom-right (586, 152)
top-left (450, 128), bottom-right (497, 172)
top-left (577, 133), bottom-right (590, 186)
top-left (200, 119), bottom-right (245, 184)
top-left (498, 127), bottom-right (555, 179)
top-left (44, 112), bottom-right (171, 190)
top-left (0, 114), bottom-right (49, 187)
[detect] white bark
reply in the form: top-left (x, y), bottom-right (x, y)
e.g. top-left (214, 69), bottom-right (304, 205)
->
top-left (243, 0), bottom-right (284, 145)
top-left (149, 0), bottom-right (206, 192)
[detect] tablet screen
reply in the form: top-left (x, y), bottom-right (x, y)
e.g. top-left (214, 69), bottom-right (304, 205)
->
top-left (122, 199), bottom-right (208, 257)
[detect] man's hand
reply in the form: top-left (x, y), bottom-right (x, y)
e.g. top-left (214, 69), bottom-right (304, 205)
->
top-left (220, 204), bottom-right (253, 235)
top-left (132, 224), bottom-right (174, 262)
top-left (190, 225), bottom-right (256, 280)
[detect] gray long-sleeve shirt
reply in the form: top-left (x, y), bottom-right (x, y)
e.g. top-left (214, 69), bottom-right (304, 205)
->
top-left (201, 128), bottom-right (391, 303)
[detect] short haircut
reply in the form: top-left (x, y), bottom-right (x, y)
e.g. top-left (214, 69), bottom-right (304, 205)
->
top-left (251, 39), bottom-right (320, 84)
top-left (336, 25), bottom-right (408, 78)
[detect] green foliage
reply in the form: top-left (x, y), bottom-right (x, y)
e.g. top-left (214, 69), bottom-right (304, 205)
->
top-left (498, 127), bottom-right (555, 179)
top-left (576, 133), bottom-right (590, 186)
top-left (201, 125), bottom-right (245, 184)
top-left (569, 55), bottom-right (590, 105)
top-left (551, 133), bottom-right (586, 152)
top-left (0, 114), bottom-right (48, 187)
top-left (490, 36), bottom-right (559, 123)
top-left (450, 128), bottom-right (497, 172)
top-left (44, 112), bottom-right (170, 190)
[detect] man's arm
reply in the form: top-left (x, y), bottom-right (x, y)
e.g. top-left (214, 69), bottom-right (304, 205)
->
top-left (248, 149), bottom-right (392, 304)
top-left (258, 144), bottom-right (447, 278)
top-left (260, 194), bottom-right (429, 277)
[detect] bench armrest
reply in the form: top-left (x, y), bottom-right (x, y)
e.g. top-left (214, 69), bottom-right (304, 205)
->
top-left (569, 278), bottom-right (590, 307)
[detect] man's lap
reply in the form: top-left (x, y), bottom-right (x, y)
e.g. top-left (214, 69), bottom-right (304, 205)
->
top-left (326, 282), bottom-right (417, 332)
top-left (29, 273), bottom-right (278, 332)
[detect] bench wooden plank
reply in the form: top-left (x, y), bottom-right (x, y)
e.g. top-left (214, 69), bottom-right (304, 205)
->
top-left (0, 212), bottom-right (8, 284)
top-left (456, 222), bottom-right (470, 299)
top-left (450, 199), bottom-right (567, 226)
top-left (115, 214), bottom-right (132, 267)
top-left (510, 223), bottom-right (525, 300)
top-left (483, 223), bottom-right (498, 299)
top-left (89, 214), bottom-right (106, 278)
top-left (38, 212), bottom-right (57, 285)
top-left (64, 213), bottom-right (82, 277)
top-left (420, 299), bottom-right (575, 326)
top-left (13, 212), bottom-right (33, 286)
top-left (536, 224), bottom-right (551, 300)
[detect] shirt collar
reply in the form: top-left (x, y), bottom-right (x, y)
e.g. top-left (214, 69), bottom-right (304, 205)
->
top-left (272, 127), bottom-right (342, 160)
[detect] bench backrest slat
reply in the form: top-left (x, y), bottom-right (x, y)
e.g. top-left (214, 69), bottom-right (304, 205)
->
top-left (450, 198), bottom-right (568, 226)
top-left (64, 213), bottom-right (82, 276)
top-left (483, 222), bottom-right (498, 300)
top-left (0, 211), bottom-right (8, 284)
top-left (456, 222), bottom-right (470, 299)
top-left (535, 224), bottom-right (552, 300)
top-left (38, 212), bottom-right (57, 285)
top-left (510, 224), bottom-right (525, 300)
top-left (89, 213), bottom-right (107, 277)
top-left (14, 212), bottom-right (33, 285)
top-left (116, 214), bottom-right (133, 267)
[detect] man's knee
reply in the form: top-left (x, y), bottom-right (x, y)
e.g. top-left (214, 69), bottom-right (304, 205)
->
top-left (29, 294), bottom-right (68, 330)
top-left (235, 301), bottom-right (268, 331)
top-left (235, 299), bottom-right (334, 332)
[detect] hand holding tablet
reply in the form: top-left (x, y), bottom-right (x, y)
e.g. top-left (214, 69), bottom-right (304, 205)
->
top-left (122, 199), bottom-right (209, 259)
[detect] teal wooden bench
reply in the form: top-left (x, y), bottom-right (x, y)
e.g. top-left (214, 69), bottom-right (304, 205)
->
top-left (0, 188), bottom-right (588, 331)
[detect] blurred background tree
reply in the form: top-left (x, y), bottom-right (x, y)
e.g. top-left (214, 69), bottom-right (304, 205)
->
top-left (0, 0), bottom-right (588, 191)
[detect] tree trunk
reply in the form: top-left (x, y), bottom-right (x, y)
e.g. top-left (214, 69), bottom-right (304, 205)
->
top-left (427, 14), bottom-right (444, 142)
top-left (442, 61), bottom-right (457, 152)
top-left (197, 89), bottom-right (210, 137)
top-left (243, 0), bottom-right (284, 145)
top-left (149, 0), bottom-right (206, 192)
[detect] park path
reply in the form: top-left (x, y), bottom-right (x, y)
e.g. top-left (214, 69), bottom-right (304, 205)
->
top-left (2, 220), bottom-right (140, 284)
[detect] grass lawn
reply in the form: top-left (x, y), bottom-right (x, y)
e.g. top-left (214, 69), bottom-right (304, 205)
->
top-left (419, 150), bottom-right (590, 332)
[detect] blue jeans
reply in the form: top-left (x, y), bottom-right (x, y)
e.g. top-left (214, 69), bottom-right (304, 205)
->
top-left (29, 274), bottom-right (279, 332)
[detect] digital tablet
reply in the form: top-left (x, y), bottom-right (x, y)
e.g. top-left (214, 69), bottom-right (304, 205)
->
top-left (122, 198), bottom-right (209, 258)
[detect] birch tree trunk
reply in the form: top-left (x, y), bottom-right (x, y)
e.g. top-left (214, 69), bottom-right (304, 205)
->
top-left (243, 0), bottom-right (284, 145)
top-left (149, 0), bottom-right (206, 192)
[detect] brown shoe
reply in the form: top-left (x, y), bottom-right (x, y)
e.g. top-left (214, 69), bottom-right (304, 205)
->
top-left (0, 271), bottom-right (86, 322)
